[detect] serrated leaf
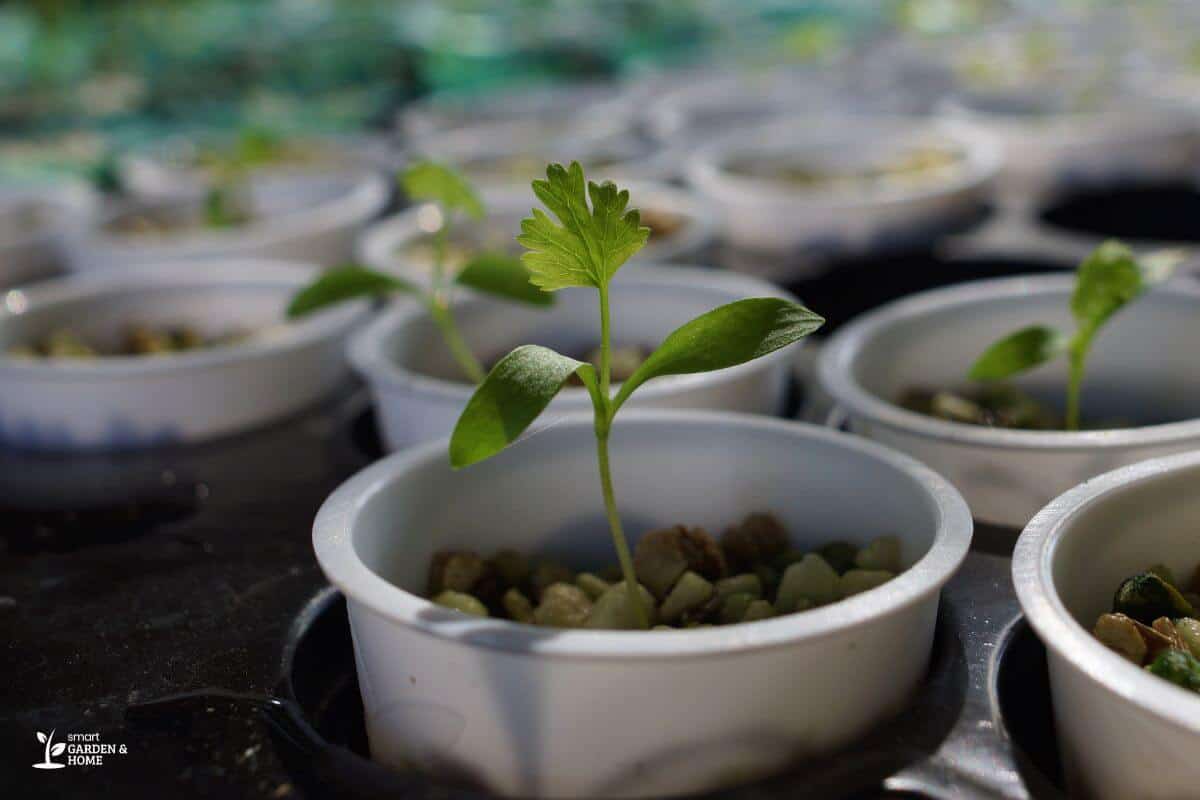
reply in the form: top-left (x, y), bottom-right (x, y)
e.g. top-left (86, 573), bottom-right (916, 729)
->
top-left (400, 160), bottom-right (484, 220)
top-left (613, 298), bottom-right (824, 410)
top-left (37, 732), bottom-right (47, 744)
top-left (50, 743), bottom-right (66, 756)
top-left (287, 265), bottom-right (415, 318)
top-left (454, 252), bottom-right (554, 306)
top-left (968, 325), bottom-right (1068, 381)
top-left (1071, 240), bottom-right (1144, 335)
top-left (450, 345), bottom-right (598, 468)
top-left (517, 162), bottom-right (650, 291)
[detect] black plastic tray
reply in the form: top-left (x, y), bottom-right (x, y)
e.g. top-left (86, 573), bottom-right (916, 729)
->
top-left (123, 546), bottom-right (1064, 800)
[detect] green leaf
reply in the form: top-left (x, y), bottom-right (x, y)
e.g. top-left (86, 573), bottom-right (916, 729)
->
top-left (1071, 240), bottom-right (1144, 335)
top-left (287, 265), bottom-right (415, 318)
top-left (203, 185), bottom-right (243, 229)
top-left (234, 126), bottom-right (286, 167)
top-left (454, 251), bottom-right (554, 306)
top-left (400, 160), bottom-right (484, 220)
top-left (450, 345), bottom-right (598, 468)
top-left (612, 298), bottom-right (824, 410)
top-left (967, 325), bottom-right (1068, 381)
top-left (517, 161), bottom-right (650, 291)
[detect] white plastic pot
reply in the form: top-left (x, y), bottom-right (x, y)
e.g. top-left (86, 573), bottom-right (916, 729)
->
top-left (349, 266), bottom-right (797, 451)
top-left (940, 90), bottom-right (1199, 202)
top-left (0, 181), bottom-right (96, 288)
top-left (413, 118), bottom-right (679, 187)
top-left (686, 116), bottom-right (1000, 280)
top-left (357, 183), bottom-right (715, 288)
top-left (0, 262), bottom-right (367, 451)
top-left (313, 410), bottom-right (973, 798)
top-left (398, 82), bottom-right (631, 146)
top-left (63, 169), bottom-right (389, 272)
top-left (641, 69), bottom-right (842, 149)
top-left (117, 133), bottom-right (399, 204)
top-left (818, 274), bottom-right (1200, 529)
top-left (1013, 450), bottom-right (1200, 800)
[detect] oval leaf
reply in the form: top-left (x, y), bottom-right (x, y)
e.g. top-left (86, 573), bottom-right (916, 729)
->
top-left (454, 252), bottom-right (554, 306)
top-left (37, 732), bottom-right (47, 744)
top-left (968, 325), bottom-right (1067, 381)
top-left (613, 298), bottom-right (823, 410)
top-left (450, 345), bottom-right (598, 469)
top-left (287, 265), bottom-right (415, 318)
top-left (1072, 240), bottom-right (1144, 334)
top-left (400, 161), bottom-right (484, 220)
top-left (50, 743), bottom-right (66, 756)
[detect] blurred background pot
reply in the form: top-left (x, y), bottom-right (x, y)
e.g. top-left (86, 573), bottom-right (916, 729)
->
top-left (349, 265), bottom-right (798, 451)
top-left (687, 115), bottom-right (1000, 280)
top-left (818, 274), bottom-right (1200, 529)
top-left (0, 261), bottom-right (367, 451)
top-left (358, 183), bottom-right (715, 289)
top-left (63, 169), bottom-right (388, 272)
top-left (0, 180), bottom-right (96, 288)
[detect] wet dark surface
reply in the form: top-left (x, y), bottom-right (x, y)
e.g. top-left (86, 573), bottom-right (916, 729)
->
top-left (994, 621), bottom-right (1065, 796)
top-left (1039, 182), bottom-right (1200, 243)
top-left (1, 389), bottom-right (374, 799)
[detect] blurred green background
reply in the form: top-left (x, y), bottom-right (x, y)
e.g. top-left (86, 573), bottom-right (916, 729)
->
top-left (1, 0), bottom-right (1125, 181)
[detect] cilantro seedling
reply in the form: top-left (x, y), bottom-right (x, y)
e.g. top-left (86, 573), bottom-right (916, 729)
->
top-left (287, 160), bottom-right (552, 383)
top-left (968, 240), bottom-right (1185, 431)
top-left (448, 162), bottom-right (824, 628)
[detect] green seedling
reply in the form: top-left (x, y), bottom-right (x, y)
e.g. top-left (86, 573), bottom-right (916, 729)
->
top-left (967, 240), bottom-right (1185, 431)
top-left (197, 127), bottom-right (293, 228)
top-left (448, 162), bottom-right (824, 628)
top-left (287, 160), bottom-right (552, 383)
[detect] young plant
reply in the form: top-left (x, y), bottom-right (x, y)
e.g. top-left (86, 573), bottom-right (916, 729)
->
top-left (448, 162), bottom-right (824, 628)
top-left (198, 127), bottom-right (291, 228)
top-left (968, 240), bottom-right (1185, 431)
top-left (287, 160), bottom-right (551, 383)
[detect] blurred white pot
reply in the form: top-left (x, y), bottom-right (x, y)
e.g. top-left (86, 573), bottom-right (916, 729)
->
top-left (819, 274), bottom-right (1200, 529)
top-left (687, 115), bottom-right (1000, 280)
top-left (0, 181), bottom-right (96, 288)
top-left (0, 261), bottom-right (367, 451)
top-left (65, 169), bottom-right (388, 272)
top-left (357, 183), bottom-right (715, 289)
top-left (350, 265), bottom-right (798, 451)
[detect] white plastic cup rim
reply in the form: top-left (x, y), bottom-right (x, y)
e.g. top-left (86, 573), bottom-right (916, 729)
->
top-left (686, 114), bottom-right (1003, 210)
top-left (818, 273), bottom-right (1200, 452)
top-left (312, 409), bottom-right (972, 661)
top-left (347, 264), bottom-right (802, 405)
top-left (0, 260), bottom-right (367, 380)
top-left (1012, 449), bottom-right (1200, 736)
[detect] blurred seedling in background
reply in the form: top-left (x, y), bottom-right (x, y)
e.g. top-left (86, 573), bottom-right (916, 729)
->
top-left (968, 240), bottom-right (1186, 431)
top-left (196, 127), bottom-right (293, 228)
top-left (448, 162), bottom-right (824, 628)
top-left (287, 160), bottom-right (552, 383)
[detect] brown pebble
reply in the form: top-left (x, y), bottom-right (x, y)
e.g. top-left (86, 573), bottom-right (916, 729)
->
top-left (721, 513), bottom-right (789, 571)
